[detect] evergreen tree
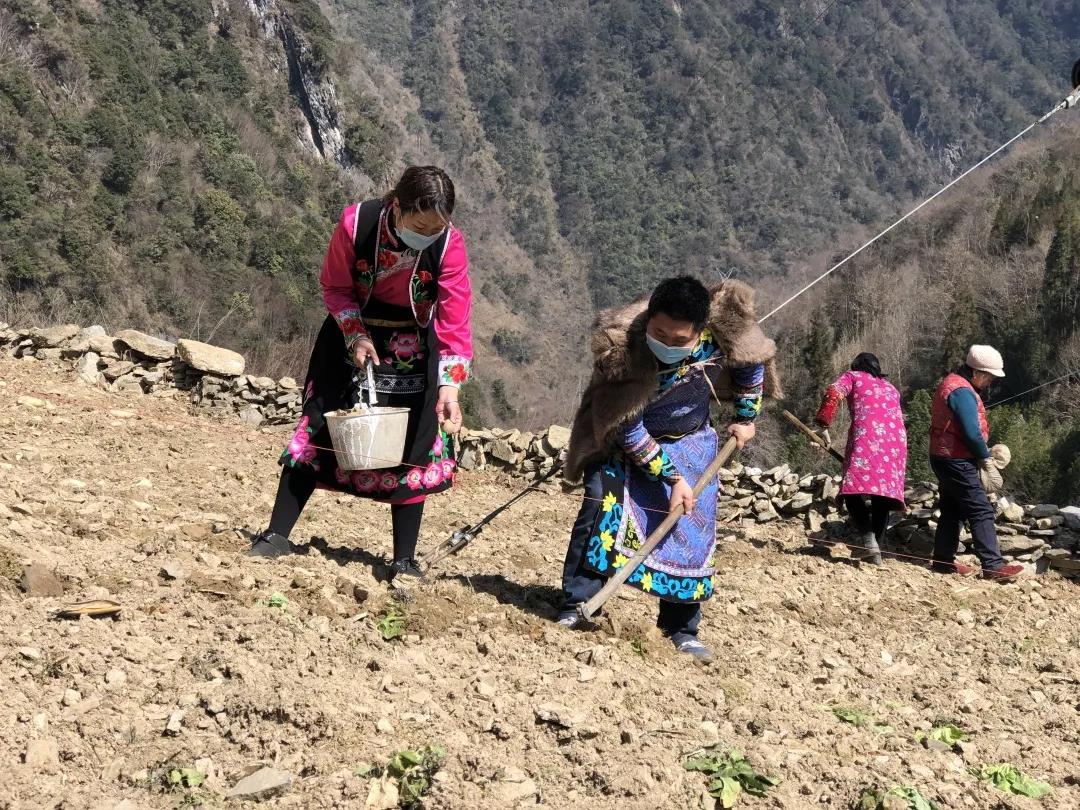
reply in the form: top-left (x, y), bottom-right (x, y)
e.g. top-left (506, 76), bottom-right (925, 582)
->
top-left (798, 310), bottom-right (837, 404)
top-left (939, 290), bottom-right (982, 371)
top-left (1039, 207), bottom-right (1080, 343)
top-left (904, 388), bottom-right (934, 484)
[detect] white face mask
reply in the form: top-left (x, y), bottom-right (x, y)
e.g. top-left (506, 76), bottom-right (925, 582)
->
top-left (645, 332), bottom-right (695, 364)
top-left (396, 223), bottom-right (443, 251)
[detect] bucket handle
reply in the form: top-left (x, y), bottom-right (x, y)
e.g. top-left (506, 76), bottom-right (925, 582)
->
top-left (363, 359), bottom-right (378, 408)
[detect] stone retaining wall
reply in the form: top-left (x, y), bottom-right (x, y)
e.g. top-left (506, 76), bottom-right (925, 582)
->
top-left (2, 322), bottom-right (1077, 580)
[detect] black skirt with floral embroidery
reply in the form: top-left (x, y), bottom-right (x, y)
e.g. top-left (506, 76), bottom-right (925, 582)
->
top-left (279, 299), bottom-right (456, 501)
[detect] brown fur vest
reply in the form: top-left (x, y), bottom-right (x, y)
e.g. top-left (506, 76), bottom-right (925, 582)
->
top-left (564, 280), bottom-right (783, 482)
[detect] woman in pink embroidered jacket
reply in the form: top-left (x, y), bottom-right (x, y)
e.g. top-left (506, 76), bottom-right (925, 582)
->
top-left (814, 352), bottom-right (907, 565)
top-left (250, 166), bottom-right (474, 583)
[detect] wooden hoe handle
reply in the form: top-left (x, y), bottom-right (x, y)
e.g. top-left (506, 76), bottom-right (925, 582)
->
top-left (781, 409), bottom-right (846, 465)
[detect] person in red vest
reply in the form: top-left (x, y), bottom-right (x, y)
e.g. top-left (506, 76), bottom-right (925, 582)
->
top-left (928, 345), bottom-right (1024, 580)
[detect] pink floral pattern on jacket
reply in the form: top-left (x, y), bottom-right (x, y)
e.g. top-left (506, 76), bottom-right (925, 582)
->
top-left (285, 416), bottom-right (318, 467)
top-left (816, 370), bottom-right (908, 507)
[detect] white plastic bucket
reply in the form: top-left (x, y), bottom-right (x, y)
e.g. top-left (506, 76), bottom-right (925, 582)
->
top-left (326, 406), bottom-right (410, 470)
top-left (324, 359), bottom-right (410, 471)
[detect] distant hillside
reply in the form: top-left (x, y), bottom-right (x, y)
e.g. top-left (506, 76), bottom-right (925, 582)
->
top-left (0, 0), bottom-right (375, 369)
top-left (2, 0), bottom-right (1078, 429)
top-left (331, 0), bottom-right (1078, 307)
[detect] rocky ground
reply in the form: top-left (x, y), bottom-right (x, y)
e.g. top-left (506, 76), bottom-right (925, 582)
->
top-left (1, 353), bottom-right (1079, 810)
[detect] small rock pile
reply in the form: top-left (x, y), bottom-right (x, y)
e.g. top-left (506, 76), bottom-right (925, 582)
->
top-left (454, 425), bottom-right (570, 477)
top-left (483, 448), bottom-right (1080, 579)
top-left (892, 487), bottom-right (1080, 579)
top-left (712, 463), bottom-right (1079, 579)
top-left (0, 323), bottom-right (303, 426)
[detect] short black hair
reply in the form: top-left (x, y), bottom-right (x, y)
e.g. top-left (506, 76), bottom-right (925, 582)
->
top-left (850, 352), bottom-right (886, 378)
top-left (384, 165), bottom-right (455, 220)
top-left (646, 276), bottom-right (710, 330)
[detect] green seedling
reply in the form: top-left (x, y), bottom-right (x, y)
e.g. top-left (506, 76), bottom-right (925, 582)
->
top-left (354, 762), bottom-right (380, 779)
top-left (376, 602), bottom-right (406, 641)
top-left (356, 745), bottom-right (445, 810)
top-left (972, 763), bottom-right (1052, 798)
top-left (914, 723), bottom-right (967, 749)
top-left (683, 746), bottom-right (780, 808)
top-left (167, 768), bottom-right (206, 789)
top-left (256, 592), bottom-right (289, 609)
top-left (833, 706), bottom-right (893, 734)
top-left (630, 638), bottom-right (646, 659)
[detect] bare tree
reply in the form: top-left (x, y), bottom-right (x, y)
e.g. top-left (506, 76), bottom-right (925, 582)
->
top-left (0, 12), bottom-right (36, 71)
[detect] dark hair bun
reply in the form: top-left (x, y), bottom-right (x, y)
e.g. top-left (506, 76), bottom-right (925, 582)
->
top-left (850, 352), bottom-right (886, 378)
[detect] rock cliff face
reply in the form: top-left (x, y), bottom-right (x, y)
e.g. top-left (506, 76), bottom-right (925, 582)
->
top-left (245, 0), bottom-right (350, 168)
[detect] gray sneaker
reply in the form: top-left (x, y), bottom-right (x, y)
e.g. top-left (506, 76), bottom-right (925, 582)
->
top-left (674, 637), bottom-right (715, 664)
top-left (851, 531), bottom-right (883, 566)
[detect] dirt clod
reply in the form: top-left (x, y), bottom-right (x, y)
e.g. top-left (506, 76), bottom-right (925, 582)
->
top-left (20, 563), bottom-right (64, 597)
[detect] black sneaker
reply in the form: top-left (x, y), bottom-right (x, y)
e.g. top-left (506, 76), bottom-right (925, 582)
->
top-left (249, 531), bottom-right (292, 559)
top-left (389, 557), bottom-right (426, 582)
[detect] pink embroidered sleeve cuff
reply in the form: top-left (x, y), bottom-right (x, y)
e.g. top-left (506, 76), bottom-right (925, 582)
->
top-left (438, 356), bottom-right (471, 387)
top-left (333, 309), bottom-right (368, 349)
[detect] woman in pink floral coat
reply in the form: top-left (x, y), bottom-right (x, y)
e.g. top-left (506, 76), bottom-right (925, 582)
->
top-left (814, 353), bottom-right (907, 565)
top-left (250, 166), bottom-right (473, 583)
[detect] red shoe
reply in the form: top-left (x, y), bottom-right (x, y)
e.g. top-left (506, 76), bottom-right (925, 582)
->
top-left (931, 561), bottom-right (975, 576)
top-left (983, 563), bottom-right (1025, 581)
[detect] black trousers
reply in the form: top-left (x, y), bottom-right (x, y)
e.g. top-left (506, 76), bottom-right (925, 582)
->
top-left (930, 457), bottom-right (1006, 571)
top-left (267, 466), bottom-right (425, 561)
top-left (560, 464), bottom-right (701, 640)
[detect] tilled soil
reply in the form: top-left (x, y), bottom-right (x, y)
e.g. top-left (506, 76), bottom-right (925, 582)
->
top-left (1, 354), bottom-right (1078, 810)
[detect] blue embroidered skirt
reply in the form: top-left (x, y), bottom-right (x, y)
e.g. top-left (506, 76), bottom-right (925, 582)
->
top-left (584, 421), bottom-right (720, 603)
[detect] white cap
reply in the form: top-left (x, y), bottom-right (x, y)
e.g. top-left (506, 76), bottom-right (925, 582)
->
top-left (966, 344), bottom-right (1005, 378)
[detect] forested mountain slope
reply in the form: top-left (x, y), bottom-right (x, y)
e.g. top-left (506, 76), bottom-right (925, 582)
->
top-left (1, 0), bottom-right (1078, 431)
top-left (335, 0), bottom-right (1077, 305)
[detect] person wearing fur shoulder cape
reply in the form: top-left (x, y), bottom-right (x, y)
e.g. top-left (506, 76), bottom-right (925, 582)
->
top-left (558, 276), bottom-right (782, 663)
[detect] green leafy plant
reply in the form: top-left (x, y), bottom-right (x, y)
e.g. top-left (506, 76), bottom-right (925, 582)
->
top-left (630, 638), bottom-right (646, 659)
top-left (354, 745), bottom-right (445, 809)
top-left (683, 747), bottom-right (780, 808)
top-left (971, 764), bottom-right (1052, 798)
top-left (354, 762), bottom-right (379, 778)
top-left (376, 602), bottom-right (406, 642)
top-left (833, 707), bottom-right (893, 734)
top-left (914, 723), bottom-right (967, 749)
top-left (257, 592), bottom-right (289, 609)
top-left (167, 768), bottom-right (206, 789)
top-left (856, 786), bottom-right (941, 810)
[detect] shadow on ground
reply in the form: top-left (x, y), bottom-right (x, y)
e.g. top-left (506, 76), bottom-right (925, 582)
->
top-left (444, 572), bottom-right (563, 621)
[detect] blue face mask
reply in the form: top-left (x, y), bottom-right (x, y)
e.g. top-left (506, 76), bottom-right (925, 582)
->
top-left (645, 332), bottom-right (695, 365)
top-left (396, 222), bottom-right (444, 251)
